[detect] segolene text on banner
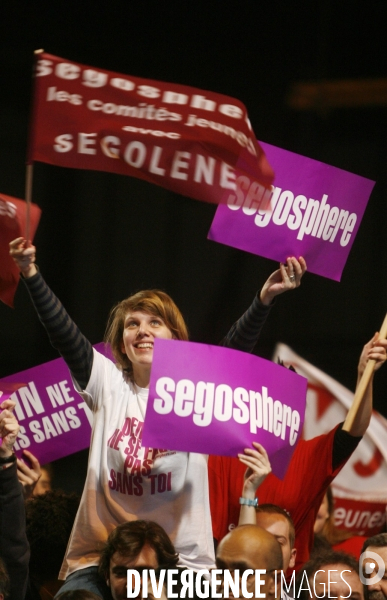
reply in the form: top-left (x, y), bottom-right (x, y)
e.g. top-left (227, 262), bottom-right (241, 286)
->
top-left (208, 142), bottom-right (375, 281)
top-left (142, 338), bottom-right (308, 479)
top-left (27, 53), bottom-right (274, 205)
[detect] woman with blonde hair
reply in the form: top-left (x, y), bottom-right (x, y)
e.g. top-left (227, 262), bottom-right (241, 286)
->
top-left (10, 236), bottom-right (305, 597)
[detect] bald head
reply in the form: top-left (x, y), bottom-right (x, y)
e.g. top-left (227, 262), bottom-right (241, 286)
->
top-left (217, 525), bottom-right (283, 572)
top-left (216, 526), bottom-right (282, 600)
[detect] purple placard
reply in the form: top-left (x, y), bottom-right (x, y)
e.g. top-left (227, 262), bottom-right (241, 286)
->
top-left (143, 338), bottom-right (307, 479)
top-left (0, 342), bottom-right (112, 465)
top-left (208, 142), bottom-right (375, 281)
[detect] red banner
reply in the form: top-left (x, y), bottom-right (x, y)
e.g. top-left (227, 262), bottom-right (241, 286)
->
top-left (0, 194), bottom-right (41, 307)
top-left (28, 53), bottom-right (274, 204)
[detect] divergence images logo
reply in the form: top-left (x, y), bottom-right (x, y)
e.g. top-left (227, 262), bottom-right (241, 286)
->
top-left (359, 551), bottom-right (386, 586)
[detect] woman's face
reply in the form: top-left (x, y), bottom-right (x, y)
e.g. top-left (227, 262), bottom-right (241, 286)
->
top-left (121, 310), bottom-right (173, 374)
top-left (314, 492), bottom-right (330, 534)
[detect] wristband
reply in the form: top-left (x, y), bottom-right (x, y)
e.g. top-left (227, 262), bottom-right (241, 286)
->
top-left (239, 496), bottom-right (258, 507)
top-left (0, 454), bottom-right (17, 465)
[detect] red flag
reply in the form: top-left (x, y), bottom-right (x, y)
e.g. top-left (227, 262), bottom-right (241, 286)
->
top-left (0, 194), bottom-right (41, 307)
top-left (28, 53), bottom-right (274, 205)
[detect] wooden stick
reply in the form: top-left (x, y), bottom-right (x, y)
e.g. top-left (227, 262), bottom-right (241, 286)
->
top-left (343, 313), bottom-right (387, 432)
top-left (24, 49), bottom-right (43, 243)
top-left (25, 163), bottom-right (34, 243)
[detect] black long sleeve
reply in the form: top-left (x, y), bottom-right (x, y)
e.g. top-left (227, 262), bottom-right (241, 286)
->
top-left (23, 274), bottom-right (272, 384)
top-left (332, 423), bottom-right (362, 471)
top-left (22, 272), bottom-right (93, 389)
top-left (220, 293), bottom-right (272, 352)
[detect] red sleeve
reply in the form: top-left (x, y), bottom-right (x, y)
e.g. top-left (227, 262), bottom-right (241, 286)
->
top-left (259, 425), bottom-right (340, 530)
top-left (208, 454), bottom-right (246, 542)
top-left (209, 424), bottom-right (350, 572)
top-left (256, 424), bottom-right (347, 572)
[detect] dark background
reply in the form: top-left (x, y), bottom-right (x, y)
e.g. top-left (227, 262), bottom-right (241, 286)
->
top-left (1, 1), bottom-right (386, 493)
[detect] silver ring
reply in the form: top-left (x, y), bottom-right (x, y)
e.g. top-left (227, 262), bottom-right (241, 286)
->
top-left (289, 275), bottom-right (295, 281)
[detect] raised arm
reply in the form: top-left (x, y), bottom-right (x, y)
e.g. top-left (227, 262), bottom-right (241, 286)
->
top-left (221, 257), bottom-right (307, 352)
top-left (342, 333), bottom-right (387, 437)
top-left (9, 237), bottom-right (93, 389)
top-left (237, 443), bottom-right (271, 526)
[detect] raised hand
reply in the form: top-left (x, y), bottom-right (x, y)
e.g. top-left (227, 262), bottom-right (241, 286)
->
top-left (358, 333), bottom-right (387, 377)
top-left (17, 450), bottom-right (42, 498)
top-left (238, 442), bottom-right (272, 498)
top-left (9, 237), bottom-right (37, 278)
top-left (0, 400), bottom-right (20, 457)
top-left (260, 257), bottom-right (307, 306)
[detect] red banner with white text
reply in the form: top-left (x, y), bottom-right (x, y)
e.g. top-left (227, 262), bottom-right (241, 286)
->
top-left (28, 53), bottom-right (274, 204)
top-left (273, 343), bottom-right (387, 537)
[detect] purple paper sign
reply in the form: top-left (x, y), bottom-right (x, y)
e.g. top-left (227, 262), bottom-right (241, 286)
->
top-left (143, 338), bottom-right (307, 479)
top-left (0, 342), bottom-right (112, 465)
top-left (208, 142), bottom-right (375, 281)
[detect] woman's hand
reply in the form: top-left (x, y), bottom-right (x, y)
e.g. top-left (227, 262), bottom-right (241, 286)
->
top-left (17, 451), bottom-right (42, 498)
top-left (238, 442), bottom-right (271, 499)
top-left (358, 333), bottom-right (387, 377)
top-left (260, 257), bottom-right (307, 306)
top-left (0, 400), bottom-right (19, 458)
top-left (9, 237), bottom-right (37, 278)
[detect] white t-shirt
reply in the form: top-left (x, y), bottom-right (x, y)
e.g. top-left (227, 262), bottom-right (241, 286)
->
top-left (60, 349), bottom-right (215, 579)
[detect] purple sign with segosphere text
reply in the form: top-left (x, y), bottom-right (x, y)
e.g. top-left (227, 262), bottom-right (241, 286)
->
top-left (208, 142), bottom-right (375, 281)
top-left (143, 338), bottom-right (307, 479)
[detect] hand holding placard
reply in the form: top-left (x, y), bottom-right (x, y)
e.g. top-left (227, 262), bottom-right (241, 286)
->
top-left (260, 256), bottom-right (307, 305)
top-left (208, 142), bottom-right (375, 281)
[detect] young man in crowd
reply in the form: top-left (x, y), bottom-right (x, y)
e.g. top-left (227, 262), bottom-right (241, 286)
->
top-left (255, 505), bottom-right (297, 574)
top-left (296, 551), bottom-right (364, 600)
top-left (361, 533), bottom-right (387, 600)
top-left (98, 520), bottom-right (179, 600)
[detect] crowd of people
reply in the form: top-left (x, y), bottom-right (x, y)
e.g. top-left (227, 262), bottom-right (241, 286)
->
top-left (0, 237), bottom-right (386, 599)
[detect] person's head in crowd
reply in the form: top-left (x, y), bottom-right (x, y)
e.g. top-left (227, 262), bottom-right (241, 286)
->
top-left (32, 462), bottom-right (53, 496)
top-left (98, 520), bottom-right (179, 600)
top-left (313, 486), bottom-right (355, 548)
top-left (314, 487), bottom-right (333, 535)
top-left (0, 558), bottom-right (10, 600)
top-left (361, 533), bottom-right (387, 600)
top-left (255, 503), bottom-right (297, 571)
top-left (56, 591), bottom-right (102, 600)
top-left (143, 567), bottom-right (208, 600)
top-left (26, 490), bottom-right (80, 597)
top-left (297, 550), bottom-right (363, 600)
top-left (216, 524), bottom-right (283, 599)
